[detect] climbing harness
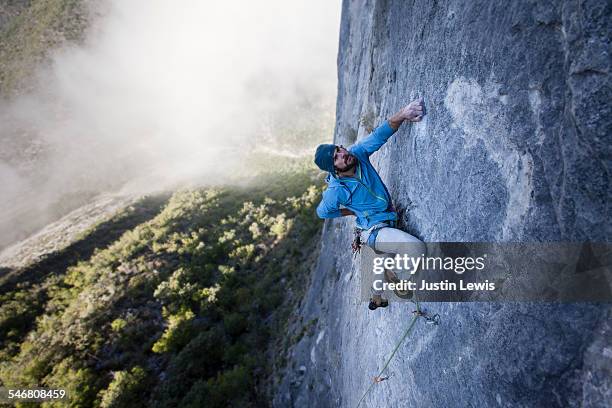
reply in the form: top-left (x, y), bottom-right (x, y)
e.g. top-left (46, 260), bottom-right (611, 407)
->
top-left (351, 221), bottom-right (395, 258)
top-left (355, 300), bottom-right (440, 408)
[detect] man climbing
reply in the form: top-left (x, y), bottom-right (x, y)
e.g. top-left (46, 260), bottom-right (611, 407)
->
top-left (314, 99), bottom-right (426, 311)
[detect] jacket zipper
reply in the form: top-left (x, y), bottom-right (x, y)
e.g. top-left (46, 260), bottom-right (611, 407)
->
top-left (342, 164), bottom-right (389, 211)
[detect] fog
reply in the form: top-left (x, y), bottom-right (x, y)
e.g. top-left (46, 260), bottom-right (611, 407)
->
top-left (0, 0), bottom-right (341, 248)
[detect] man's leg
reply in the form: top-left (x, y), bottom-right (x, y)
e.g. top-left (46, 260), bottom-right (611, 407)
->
top-left (361, 229), bottom-right (385, 302)
top-left (369, 227), bottom-right (425, 306)
top-left (376, 227), bottom-right (426, 300)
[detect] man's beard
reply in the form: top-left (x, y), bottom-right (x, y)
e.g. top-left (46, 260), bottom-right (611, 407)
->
top-left (336, 155), bottom-right (357, 173)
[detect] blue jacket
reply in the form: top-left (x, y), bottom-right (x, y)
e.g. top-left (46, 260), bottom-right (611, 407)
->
top-left (316, 120), bottom-right (398, 229)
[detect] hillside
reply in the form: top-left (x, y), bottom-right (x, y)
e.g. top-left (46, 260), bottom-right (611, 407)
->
top-left (0, 160), bottom-right (324, 407)
top-left (0, 0), bottom-right (94, 250)
top-left (0, 0), bottom-right (90, 97)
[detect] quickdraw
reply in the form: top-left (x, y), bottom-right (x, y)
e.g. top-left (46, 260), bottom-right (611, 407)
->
top-left (412, 309), bottom-right (440, 325)
top-left (373, 373), bottom-right (392, 383)
top-left (351, 227), bottom-right (363, 257)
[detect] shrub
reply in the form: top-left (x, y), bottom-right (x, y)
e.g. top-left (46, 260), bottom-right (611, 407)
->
top-left (110, 318), bottom-right (127, 332)
top-left (179, 366), bottom-right (252, 408)
top-left (152, 307), bottom-right (195, 354)
top-left (99, 366), bottom-right (149, 408)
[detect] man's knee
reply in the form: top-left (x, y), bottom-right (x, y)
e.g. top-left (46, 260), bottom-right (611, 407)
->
top-left (374, 227), bottom-right (426, 256)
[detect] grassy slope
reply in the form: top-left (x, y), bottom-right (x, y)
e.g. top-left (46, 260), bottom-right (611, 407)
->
top-left (0, 0), bottom-right (89, 97)
top-left (0, 158), bottom-right (325, 407)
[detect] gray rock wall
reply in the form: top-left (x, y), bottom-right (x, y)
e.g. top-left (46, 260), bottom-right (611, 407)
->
top-left (275, 1), bottom-right (610, 407)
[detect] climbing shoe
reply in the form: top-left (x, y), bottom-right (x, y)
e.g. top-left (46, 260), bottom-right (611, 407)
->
top-left (368, 298), bottom-right (389, 310)
top-left (384, 269), bottom-right (413, 300)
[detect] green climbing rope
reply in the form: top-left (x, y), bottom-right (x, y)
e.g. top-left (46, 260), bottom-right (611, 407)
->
top-left (355, 300), bottom-right (431, 408)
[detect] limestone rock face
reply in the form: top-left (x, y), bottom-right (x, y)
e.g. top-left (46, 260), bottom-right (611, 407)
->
top-left (274, 1), bottom-right (610, 407)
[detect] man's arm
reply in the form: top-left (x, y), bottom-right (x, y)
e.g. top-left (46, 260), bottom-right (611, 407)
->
top-left (316, 188), bottom-right (354, 219)
top-left (317, 200), bottom-right (355, 219)
top-left (353, 99), bottom-right (424, 157)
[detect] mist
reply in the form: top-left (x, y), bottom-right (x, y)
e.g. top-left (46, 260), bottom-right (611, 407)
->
top-left (0, 0), bottom-right (341, 248)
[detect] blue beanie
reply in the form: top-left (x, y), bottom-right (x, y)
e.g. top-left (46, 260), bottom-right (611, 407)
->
top-left (314, 144), bottom-right (336, 173)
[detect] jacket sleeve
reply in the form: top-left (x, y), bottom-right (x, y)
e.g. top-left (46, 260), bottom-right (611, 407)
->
top-left (316, 188), bottom-right (343, 219)
top-left (351, 120), bottom-right (397, 157)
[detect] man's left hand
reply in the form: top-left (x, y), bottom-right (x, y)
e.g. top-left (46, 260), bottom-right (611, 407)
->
top-left (400, 99), bottom-right (424, 122)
